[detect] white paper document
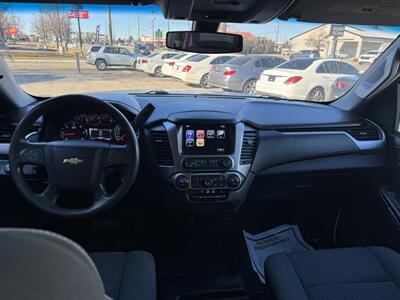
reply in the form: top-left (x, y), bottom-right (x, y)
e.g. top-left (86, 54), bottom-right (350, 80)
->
top-left (243, 224), bottom-right (313, 284)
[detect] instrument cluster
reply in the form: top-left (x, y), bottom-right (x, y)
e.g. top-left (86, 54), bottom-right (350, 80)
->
top-left (58, 113), bottom-right (127, 144)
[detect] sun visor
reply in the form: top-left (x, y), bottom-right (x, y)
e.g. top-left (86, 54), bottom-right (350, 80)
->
top-left (161, 0), bottom-right (295, 23)
top-left (280, 0), bottom-right (400, 26)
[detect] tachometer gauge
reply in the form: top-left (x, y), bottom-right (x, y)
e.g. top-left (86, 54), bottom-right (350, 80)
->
top-left (99, 114), bottom-right (114, 125)
top-left (59, 121), bottom-right (87, 140)
top-left (75, 114), bottom-right (87, 124)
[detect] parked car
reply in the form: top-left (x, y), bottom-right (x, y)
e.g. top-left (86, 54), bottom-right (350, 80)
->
top-left (290, 50), bottom-right (320, 59)
top-left (134, 44), bottom-right (151, 56)
top-left (329, 75), bottom-right (359, 99)
top-left (135, 54), bottom-right (150, 71)
top-left (358, 50), bottom-right (381, 64)
top-left (335, 50), bottom-right (349, 59)
top-left (86, 45), bottom-right (137, 71)
top-left (161, 53), bottom-right (196, 77)
top-left (209, 55), bottom-right (286, 94)
top-left (173, 54), bottom-right (238, 88)
top-left (255, 58), bottom-right (360, 101)
top-left (141, 52), bottom-right (179, 77)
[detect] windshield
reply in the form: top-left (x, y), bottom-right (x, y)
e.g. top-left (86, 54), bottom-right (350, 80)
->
top-left (1, 3), bottom-right (400, 102)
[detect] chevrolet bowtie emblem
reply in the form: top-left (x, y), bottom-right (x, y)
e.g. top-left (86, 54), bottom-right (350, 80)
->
top-left (63, 158), bottom-right (84, 165)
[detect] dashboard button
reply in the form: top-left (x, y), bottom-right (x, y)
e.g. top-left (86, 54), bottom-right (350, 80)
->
top-left (222, 158), bottom-right (233, 169)
top-left (183, 159), bottom-right (194, 168)
top-left (175, 174), bottom-right (190, 190)
top-left (227, 174), bottom-right (241, 188)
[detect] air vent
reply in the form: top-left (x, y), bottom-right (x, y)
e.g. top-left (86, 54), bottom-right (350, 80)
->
top-left (150, 130), bottom-right (173, 166)
top-left (240, 131), bottom-right (258, 165)
top-left (0, 125), bottom-right (14, 143)
top-left (0, 125), bottom-right (41, 143)
top-left (346, 122), bottom-right (380, 141)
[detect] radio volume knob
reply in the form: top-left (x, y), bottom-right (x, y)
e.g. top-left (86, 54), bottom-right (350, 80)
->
top-left (222, 158), bottom-right (233, 169)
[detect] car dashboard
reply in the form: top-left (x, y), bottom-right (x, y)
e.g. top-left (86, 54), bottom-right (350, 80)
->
top-left (0, 92), bottom-right (387, 214)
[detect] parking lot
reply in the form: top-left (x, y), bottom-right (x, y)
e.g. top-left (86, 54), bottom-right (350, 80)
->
top-left (5, 59), bottom-right (221, 96)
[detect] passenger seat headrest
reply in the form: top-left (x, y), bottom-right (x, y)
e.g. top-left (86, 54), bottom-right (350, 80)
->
top-left (0, 228), bottom-right (106, 300)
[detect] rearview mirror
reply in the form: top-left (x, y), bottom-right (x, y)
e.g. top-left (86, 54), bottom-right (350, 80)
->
top-left (166, 31), bottom-right (243, 54)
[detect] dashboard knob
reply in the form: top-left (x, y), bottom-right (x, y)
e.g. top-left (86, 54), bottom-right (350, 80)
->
top-left (222, 158), bottom-right (233, 169)
top-left (184, 159), bottom-right (194, 169)
top-left (175, 174), bottom-right (190, 190)
top-left (227, 174), bottom-right (241, 188)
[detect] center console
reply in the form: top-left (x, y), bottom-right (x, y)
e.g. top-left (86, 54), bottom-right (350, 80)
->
top-left (147, 120), bottom-right (257, 211)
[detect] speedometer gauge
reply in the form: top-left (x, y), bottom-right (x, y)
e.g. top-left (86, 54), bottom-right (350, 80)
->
top-left (59, 121), bottom-right (87, 140)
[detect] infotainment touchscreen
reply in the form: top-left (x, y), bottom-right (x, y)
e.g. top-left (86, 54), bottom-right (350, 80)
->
top-left (182, 124), bottom-right (235, 155)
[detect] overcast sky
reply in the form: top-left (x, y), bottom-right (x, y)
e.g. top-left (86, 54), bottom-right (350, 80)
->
top-left (8, 3), bottom-right (400, 42)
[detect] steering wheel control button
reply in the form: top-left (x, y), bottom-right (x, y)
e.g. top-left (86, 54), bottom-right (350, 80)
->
top-left (20, 147), bottom-right (44, 165)
top-left (174, 174), bottom-right (190, 191)
top-left (227, 174), bottom-right (241, 189)
top-left (107, 148), bottom-right (129, 165)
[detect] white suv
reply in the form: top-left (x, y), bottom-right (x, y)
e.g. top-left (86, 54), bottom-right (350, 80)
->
top-left (358, 50), bottom-right (381, 65)
top-left (87, 45), bottom-right (138, 71)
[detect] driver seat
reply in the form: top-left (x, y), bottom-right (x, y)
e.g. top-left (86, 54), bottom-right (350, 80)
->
top-left (0, 228), bottom-right (156, 300)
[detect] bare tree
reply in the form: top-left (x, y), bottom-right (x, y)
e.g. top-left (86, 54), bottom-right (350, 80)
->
top-left (243, 37), bottom-right (275, 54)
top-left (31, 6), bottom-right (50, 47)
top-left (83, 32), bottom-right (96, 44)
top-left (31, 5), bottom-right (71, 50)
top-left (0, 4), bottom-right (20, 40)
top-left (305, 29), bottom-right (327, 51)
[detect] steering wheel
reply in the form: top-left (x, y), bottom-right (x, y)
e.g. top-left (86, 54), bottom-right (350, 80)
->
top-left (9, 95), bottom-right (140, 218)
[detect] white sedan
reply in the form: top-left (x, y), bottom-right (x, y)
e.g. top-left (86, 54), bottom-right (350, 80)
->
top-left (255, 58), bottom-right (360, 102)
top-left (141, 52), bottom-right (178, 77)
top-left (161, 53), bottom-right (197, 77)
top-left (172, 54), bottom-right (238, 88)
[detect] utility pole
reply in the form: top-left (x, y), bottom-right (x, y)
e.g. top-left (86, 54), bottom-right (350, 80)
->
top-left (107, 5), bottom-right (113, 45)
top-left (77, 16), bottom-right (83, 55)
top-left (137, 15), bottom-right (140, 42)
top-left (275, 22), bottom-right (280, 53)
top-left (151, 14), bottom-right (155, 48)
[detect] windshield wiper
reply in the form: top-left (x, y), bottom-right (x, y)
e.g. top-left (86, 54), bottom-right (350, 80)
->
top-left (144, 90), bottom-right (170, 95)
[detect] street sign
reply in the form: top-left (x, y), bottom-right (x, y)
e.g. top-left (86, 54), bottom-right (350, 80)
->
top-left (155, 29), bottom-right (163, 38)
top-left (330, 25), bottom-right (345, 37)
top-left (68, 10), bottom-right (89, 19)
top-left (6, 28), bottom-right (18, 35)
top-left (95, 25), bottom-right (100, 44)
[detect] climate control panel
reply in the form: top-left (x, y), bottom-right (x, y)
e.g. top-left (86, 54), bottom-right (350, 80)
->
top-left (172, 172), bottom-right (244, 201)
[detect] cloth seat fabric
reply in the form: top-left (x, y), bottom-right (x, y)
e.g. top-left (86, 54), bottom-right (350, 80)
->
top-left (265, 247), bottom-right (400, 300)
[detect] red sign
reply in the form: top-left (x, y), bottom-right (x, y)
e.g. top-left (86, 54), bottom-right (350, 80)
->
top-left (6, 28), bottom-right (18, 35)
top-left (68, 10), bottom-right (89, 19)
